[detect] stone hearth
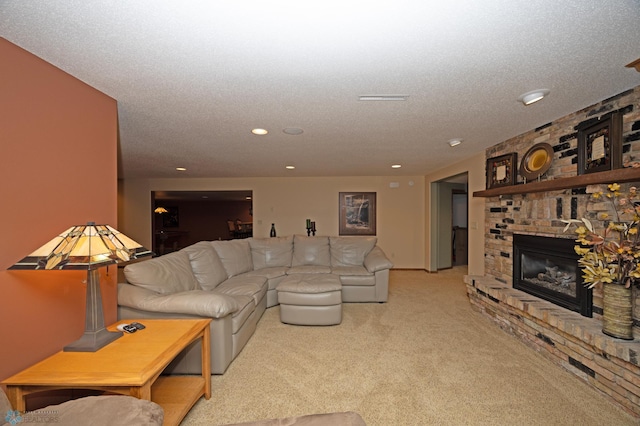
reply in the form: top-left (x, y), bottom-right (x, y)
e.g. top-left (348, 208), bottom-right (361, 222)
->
top-left (465, 275), bottom-right (640, 417)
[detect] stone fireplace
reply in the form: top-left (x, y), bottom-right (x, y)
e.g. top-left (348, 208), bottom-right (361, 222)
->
top-left (465, 86), bottom-right (640, 417)
top-left (480, 86), bottom-right (640, 328)
top-left (513, 234), bottom-right (592, 317)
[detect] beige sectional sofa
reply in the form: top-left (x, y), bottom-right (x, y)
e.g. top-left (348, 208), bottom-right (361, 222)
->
top-left (117, 235), bottom-right (393, 374)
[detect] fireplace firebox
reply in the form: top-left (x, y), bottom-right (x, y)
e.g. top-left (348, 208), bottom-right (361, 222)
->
top-left (513, 234), bottom-right (592, 317)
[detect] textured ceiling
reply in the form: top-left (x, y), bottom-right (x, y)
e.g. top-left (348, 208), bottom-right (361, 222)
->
top-left (2, 1), bottom-right (640, 179)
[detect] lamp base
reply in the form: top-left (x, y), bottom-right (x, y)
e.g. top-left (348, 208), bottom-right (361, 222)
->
top-left (63, 268), bottom-right (123, 352)
top-left (64, 327), bottom-right (123, 352)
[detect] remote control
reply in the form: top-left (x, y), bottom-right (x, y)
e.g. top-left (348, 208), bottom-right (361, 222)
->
top-left (117, 324), bottom-right (137, 333)
top-left (129, 322), bottom-right (146, 330)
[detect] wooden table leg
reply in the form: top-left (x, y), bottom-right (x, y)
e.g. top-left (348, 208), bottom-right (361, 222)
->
top-left (5, 386), bottom-right (25, 412)
top-left (201, 324), bottom-right (211, 399)
top-left (130, 383), bottom-right (151, 401)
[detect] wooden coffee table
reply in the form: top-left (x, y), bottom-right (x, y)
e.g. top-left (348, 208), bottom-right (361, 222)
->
top-left (2, 319), bottom-right (211, 426)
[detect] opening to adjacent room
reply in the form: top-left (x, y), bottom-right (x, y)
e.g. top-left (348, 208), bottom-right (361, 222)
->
top-left (151, 190), bottom-right (253, 255)
top-left (430, 173), bottom-right (469, 271)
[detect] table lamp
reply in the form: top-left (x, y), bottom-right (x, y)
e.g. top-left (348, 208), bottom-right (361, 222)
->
top-left (9, 222), bottom-right (153, 352)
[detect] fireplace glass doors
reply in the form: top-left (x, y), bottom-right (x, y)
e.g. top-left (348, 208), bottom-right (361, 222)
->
top-left (513, 234), bottom-right (592, 317)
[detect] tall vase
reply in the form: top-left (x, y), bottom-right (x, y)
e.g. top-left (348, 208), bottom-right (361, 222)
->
top-left (602, 282), bottom-right (634, 340)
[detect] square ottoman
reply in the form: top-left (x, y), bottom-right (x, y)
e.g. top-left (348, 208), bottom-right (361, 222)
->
top-left (276, 274), bottom-right (342, 325)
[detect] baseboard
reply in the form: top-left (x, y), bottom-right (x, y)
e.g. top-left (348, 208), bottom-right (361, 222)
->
top-left (390, 268), bottom-right (427, 271)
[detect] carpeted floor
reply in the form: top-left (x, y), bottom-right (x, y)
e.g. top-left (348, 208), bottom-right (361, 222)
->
top-left (182, 268), bottom-right (637, 425)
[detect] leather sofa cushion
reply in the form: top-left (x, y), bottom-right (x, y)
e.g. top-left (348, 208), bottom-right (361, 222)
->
top-left (292, 235), bottom-right (330, 266)
top-left (330, 236), bottom-right (377, 267)
top-left (246, 266), bottom-right (288, 280)
top-left (277, 273), bottom-right (342, 293)
top-left (182, 242), bottom-right (228, 290)
top-left (249, 236), bottom-right (293, 269)
top-left (331, 265), bottom-right (371, 276)
top-left (211, 239), bottom-right (253, 277)
top-left (228, 294), bottom-right (255, 334)
top-left (124, 250), bottom-right (199, 295)
top-left (287, 265), bottom-right (332, 274)
top-left (118, 286), bottom-right (241, 319)
top-left (216, 275), bottom-right (268, 307)
top-left (364, 246), bottom-right (394, 272)
top-left (339, 274), bottom-right (376, 286)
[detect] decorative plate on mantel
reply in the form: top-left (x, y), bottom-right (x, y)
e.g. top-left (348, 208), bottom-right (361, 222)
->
top-left (520, 143), bottom-right (553, 181)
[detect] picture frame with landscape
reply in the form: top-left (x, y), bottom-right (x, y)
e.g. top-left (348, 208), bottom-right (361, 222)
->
top-left (339, 192), bottom-right (376, 236)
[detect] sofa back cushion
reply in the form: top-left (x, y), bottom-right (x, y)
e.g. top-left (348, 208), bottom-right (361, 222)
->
top-left (292, 235), bottom-right (330, 266)
top-left (249, 236), bottom-right (293, 270)
top-left (123, 250), bottom-right (199, 295)
top-left (211, 239), bottom-right (253, 277)
top-left (330, 236), bottom-right (377, 267)
top-left (181, 241), bottom-right (228, 290)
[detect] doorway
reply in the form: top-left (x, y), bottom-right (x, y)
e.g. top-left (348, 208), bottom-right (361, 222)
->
top-left (152, 190), bottom-right (252, 255)
top-left (430, 173), bottom-right (468, 270)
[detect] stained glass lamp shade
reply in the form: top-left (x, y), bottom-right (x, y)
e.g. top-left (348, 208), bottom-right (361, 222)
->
top-left (10, 222), bottom-right (153, 351)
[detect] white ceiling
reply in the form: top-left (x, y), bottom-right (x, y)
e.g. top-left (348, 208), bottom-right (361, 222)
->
top-left (2, 1), bottom-right (640, 179)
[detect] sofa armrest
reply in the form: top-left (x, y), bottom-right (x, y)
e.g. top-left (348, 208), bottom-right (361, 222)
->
top-left (118, 283), bottom-right (240, 319)
top-left (364, 246), bottom-right (393, 273)
top-left (45, 395), bottom-right (163, 426)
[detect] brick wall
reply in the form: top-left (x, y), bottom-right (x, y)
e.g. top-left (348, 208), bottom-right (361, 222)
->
top-left (483, 85), bottom-right (640, 329)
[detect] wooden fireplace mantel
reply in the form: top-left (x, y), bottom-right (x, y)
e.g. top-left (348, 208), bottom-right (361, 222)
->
top-left (473, 167), bottom-right (640, 198)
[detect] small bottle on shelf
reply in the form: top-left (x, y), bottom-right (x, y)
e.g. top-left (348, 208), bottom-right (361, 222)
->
top-left (270, 223), bottom-right (276, 237)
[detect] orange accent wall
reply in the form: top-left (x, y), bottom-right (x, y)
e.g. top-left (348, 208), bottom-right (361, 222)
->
top-left (0, 38), bottom-right (118, 381)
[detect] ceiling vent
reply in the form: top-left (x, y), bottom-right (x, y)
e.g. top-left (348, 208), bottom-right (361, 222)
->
top-left (359, 95), bottom-right (409, 101)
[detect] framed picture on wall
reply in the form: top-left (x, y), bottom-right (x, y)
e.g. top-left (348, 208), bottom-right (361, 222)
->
top-left (339, 192), bottom-right (376, 236)
top-left (577, 111), bottom-right (622, 175)
top-left (486, 153), bottom-right (517, 189)
top-left (162, 206), bottom-right (179, 228)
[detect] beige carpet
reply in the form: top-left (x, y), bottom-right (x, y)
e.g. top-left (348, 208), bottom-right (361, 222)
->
top-left (182, 268), bottom-right (637, 425)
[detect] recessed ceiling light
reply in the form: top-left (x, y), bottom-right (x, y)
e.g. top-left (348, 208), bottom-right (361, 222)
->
top-left (285, 165), bottom-right (295, 170)
top-left (448, 139), bottom-right (463, 147)
top-left (283, 128), bottom-right (304, 135)
top-left (251, 128), bottom-right (268, 135)
top-left (359, 95), bottom-right (409, 101)
top-left (176, 167), bottom-right (187, 171)
top-left (391, 164), bottom-right (402, 169)
top-left (518, 89), bottom-right (550, 106)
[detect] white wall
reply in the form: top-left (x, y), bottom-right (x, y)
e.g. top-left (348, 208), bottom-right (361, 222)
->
top-left (119, 175), bottom-right (425, 269)
top-left (452, 193), bottom-right (468, 227)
